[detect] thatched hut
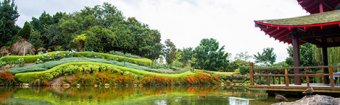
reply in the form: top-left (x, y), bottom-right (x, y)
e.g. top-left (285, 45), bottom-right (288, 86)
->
top-left (11, 39), bottom-right (34, 55)
top-left (0, 46), bottom-right (10, 56)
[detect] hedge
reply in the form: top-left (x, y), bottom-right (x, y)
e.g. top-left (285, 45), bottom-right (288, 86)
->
top-left (10, 57), bottom-right (175, 74)
top-left (0, 51), bottom-right (152, 67)
top-left (15, 62), bottom-right (195, 83)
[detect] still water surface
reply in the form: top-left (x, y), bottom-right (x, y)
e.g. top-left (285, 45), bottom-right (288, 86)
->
top-left (0, 86), bottom-right (290, 105)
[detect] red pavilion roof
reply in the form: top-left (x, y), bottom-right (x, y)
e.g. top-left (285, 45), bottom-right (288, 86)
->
top-left (255, 10), bottom-right (340, 44)
top-left (298, 0), bottom-right (340, 14)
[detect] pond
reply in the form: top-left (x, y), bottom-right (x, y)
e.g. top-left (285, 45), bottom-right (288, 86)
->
top-left (0, 86), bottom-right (294, 105)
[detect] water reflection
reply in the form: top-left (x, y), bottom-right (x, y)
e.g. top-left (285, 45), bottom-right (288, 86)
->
top-left (0, 86), bottom-right (272, 105)
top-left (229, 97), bottom-right (253, 105)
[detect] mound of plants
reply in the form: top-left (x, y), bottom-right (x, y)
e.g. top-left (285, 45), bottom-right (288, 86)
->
top-left (14, 62), bottom-right (220, 85)
top-left (9, 57), bottom-right (179, 74)
top-left (0, 51), bottom-right (152, 67)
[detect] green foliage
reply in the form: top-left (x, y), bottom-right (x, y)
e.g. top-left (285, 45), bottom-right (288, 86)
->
top-left (193, 38), bottom-right (230, 71)
top-left (17, 58), bottom-right (25, 67)
top-left (239, 66), bottom-right (249, 75)
top-left (10, 57), bottom-right (176, 74)
top-left (0, 51), bottom-right (153, 66)
top-left (109, 51), bottom-right (141, 58)
top-left (254, 48), bottom-right (276, 66)
top-left (14, 62), bottom-right (196, 83)
top-left (29, 3), bottom-right (162, 60)
top-left (0, 0), bottom-right (19, 46)
top-left (17, 21), bottom-right (32, 40)
top-left (286, 43), bottom-right (318, 66)
top-left (29, 30), bottom-right (44, 48)
top-left (72, 34), bottom-right (86, 51)
top-left (164, 39), bottom-right (176, 66)
top-left (178, 47), bottom-right (193, 66)
top-left (85, 26), bottom-right (115, 52)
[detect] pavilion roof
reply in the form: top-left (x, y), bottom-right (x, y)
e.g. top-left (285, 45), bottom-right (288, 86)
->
top-left (297, 0), bottom-right (340, 14)
top-left (255, 10), bottom-right (340, 44)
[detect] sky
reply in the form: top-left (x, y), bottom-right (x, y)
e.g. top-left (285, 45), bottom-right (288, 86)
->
top-left (13, 0), bottom-right (309, 62)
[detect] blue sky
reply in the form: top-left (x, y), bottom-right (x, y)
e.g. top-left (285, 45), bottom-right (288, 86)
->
top-left (14, 0), bottom-right (309, 62)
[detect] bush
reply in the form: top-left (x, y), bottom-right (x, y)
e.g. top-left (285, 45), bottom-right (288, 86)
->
top-left (9, 57), bottom-right (175, 74)
top-left (1, 51), bottom-right (152, 67)
top-left (239, 66), bottom-right (249, 75)
top-left (0, 70), bottom-right (15, 85)
top-left (14, 62), bottom-right (195, 83)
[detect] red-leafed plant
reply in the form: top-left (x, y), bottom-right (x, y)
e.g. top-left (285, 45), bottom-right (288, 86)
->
top-left (0, 69), bottom-right (15, 85)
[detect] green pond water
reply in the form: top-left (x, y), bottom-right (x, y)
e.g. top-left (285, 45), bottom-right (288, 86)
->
top-left (0, 86), bottom-right (294, 105)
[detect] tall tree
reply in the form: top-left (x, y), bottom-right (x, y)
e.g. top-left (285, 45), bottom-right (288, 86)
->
top-left (179, 47), bottom-right (194, 66)
top-left (17, 21), bottom-right (31, 40)
top-left (254, 48), bottom-right (276, 66)
top-left (193, 38), bottom-right (229, 71)
top-left (0, 0), bottom-right (19, 46)
top-left (164, 39), bottom-right (177, 66)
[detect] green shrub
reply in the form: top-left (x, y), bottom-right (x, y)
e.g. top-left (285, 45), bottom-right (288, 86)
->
top-left (15, 62), bottom-right (196, 83)
top-left (1, 51), bottom-right (152, 67)
top-left (10, 57), bottom-right (174, 74)
top-left (239, 66), bottom-right (249, 75)
top-left (17, 58), bottom-right (25, 67)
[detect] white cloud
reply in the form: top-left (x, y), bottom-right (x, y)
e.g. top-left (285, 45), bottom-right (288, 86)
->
top-left (15, 0), bottom-right (309, 62)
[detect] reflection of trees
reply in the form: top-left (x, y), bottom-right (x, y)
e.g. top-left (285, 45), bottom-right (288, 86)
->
top-left (0, 87), bottom-right (15, 104)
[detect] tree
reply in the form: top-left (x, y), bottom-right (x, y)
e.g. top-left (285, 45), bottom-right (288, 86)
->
top-left (17, 21), bottom-right (31, 40)
top-left (85, 26), bottom-right (115, 52)
top-left (254, 48), bottom-right (276, 66)
top-left (0, 0), bottom-right (19, 46)
top-left (179, 47), bottom-right (194, 66)
top-left (286, 43), bottom-right (317, 66)
top-left (72, 34), bottom-right (86, 51)
top-left (164, 39), bottom-right (177, 66)
top-left (235, 51), bottom-right (251, 61)
top-left (193, 38), bottom-right (230, 71)
top-left (29, 30), bottom-right (43, 48)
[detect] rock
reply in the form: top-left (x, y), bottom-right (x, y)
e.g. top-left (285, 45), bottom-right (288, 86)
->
top-left (303, 87), bottom-right (314, 96)
top-left (275, 94), bottom-right (288, 102)
top-left (274, 94), bottom-right (340, 105)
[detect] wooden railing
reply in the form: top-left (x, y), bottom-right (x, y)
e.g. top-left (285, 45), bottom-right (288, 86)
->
top-left (249, 63), bottom-right (340, 88)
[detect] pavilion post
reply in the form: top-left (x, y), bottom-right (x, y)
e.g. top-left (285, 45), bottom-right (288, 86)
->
top-left (292, 33), bottom-right (301, 85)
top-left (322, 41), bottom-right (329, 84)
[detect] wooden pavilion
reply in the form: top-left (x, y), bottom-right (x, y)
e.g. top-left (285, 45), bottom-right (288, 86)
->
top-left (254, 0), bottom-right (340, 85)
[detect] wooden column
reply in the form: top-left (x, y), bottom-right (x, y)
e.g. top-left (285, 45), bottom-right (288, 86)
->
top-left (306, 68), bottom-right (310, 87)
top-left (292, 33), bottom-right (301, 85)
top-left (249, 63), bottom-right (254, 86)
top-left (285, 68), bottom-right (289, 87)
top-left (329, 67), bottom-right (335, 88)
top-left (322, 46), bottom-right (329, 83)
